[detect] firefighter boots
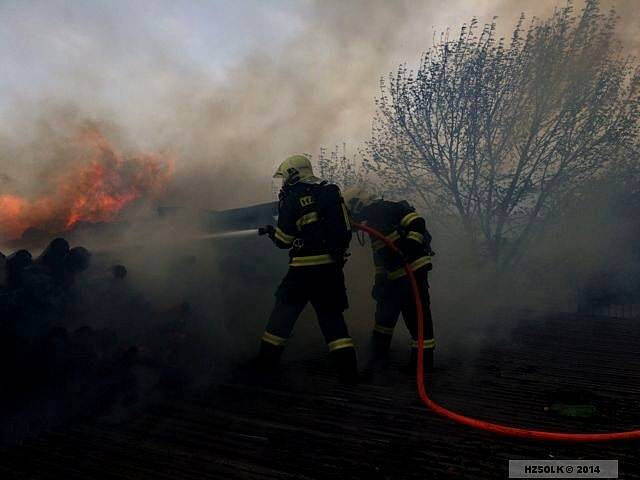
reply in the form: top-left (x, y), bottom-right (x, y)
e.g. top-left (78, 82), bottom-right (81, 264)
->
top-left (330, 347), bottom-right (359, 385)
top-left (402, 348), bottom-right (435, 373)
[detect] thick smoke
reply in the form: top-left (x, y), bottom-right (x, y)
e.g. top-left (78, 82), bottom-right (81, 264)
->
top-left (6, 1), bottom-right (636, 214)
top-left (1, 0), bottom-right (638, 442)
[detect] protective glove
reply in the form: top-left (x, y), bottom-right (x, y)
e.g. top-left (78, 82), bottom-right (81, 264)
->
top-left (424, 245), bottom-right (435, 271)
top-left (258, 225), bottom-right (276, 240)
top-left (330, 249), bottom-right (350, 267)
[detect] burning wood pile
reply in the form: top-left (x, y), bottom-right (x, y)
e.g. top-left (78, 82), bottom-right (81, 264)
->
top-left (0, 126), bottom-right (172, 243)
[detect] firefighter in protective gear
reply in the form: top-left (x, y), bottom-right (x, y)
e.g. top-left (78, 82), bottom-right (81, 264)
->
top-left (258, 155), bottom-right (357, 383)
top-left (343, 186), bottom-right (436, 372)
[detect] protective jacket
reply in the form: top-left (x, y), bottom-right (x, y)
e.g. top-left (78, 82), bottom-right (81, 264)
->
top-left (272, 181), bottom-right (352, 267)
top-left (360, 200), bottom-right (432, 281)
top-left (261, 178), bottom-right (357, 383)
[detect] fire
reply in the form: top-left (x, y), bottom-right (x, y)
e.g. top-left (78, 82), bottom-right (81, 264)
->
top-left (0, 127), bottom-right (172, 240)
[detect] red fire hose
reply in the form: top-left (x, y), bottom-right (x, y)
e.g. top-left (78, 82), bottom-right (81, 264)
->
top-left (353, 222), bottom-right (640, 442)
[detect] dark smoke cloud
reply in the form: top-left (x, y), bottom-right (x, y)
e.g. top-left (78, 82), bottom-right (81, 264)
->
top-left (1, 4), bottom-right (638, 449)
top-left (1, 0), bottom-right (638, 378)
top-left (5, 0), bottom-right (636, 217)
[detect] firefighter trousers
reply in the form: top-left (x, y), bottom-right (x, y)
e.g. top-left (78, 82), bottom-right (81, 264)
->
top-left (262, 263), bottom-right (354, 353)
top-left (373, 267), bottom-right (435, 351)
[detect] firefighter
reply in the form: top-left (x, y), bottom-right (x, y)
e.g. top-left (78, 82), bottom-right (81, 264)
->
top-left (342, 187), bottom-right (436, 372)
top-left (258, 155), bottom-right (357, 383)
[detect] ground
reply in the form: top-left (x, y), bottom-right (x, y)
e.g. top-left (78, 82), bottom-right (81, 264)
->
top-left (2, 311), bottom-right (640, 479)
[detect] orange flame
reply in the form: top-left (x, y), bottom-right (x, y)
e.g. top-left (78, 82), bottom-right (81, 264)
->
top-left (0, 127), bottom-right (172, 240)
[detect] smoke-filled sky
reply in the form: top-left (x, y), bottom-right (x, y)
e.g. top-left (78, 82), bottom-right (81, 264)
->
top-left (1, 0), bottom-right (638, 213)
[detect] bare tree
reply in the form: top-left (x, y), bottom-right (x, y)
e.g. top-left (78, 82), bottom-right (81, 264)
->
top-left (365, 0), bottom-right (640, 269)
top-left (317, 145), bottom-right (369, 189)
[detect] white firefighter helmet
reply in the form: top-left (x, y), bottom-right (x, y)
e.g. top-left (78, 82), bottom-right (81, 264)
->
top-left (273, 155), bottom-right (320, 185)
top-left (342, 186), bottom-right (377, 216)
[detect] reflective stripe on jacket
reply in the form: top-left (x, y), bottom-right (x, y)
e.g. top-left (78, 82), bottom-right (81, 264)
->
top-left (272, 181), bottom-right (351, 267)
top-left (360, 200), bottom-right (432, 280)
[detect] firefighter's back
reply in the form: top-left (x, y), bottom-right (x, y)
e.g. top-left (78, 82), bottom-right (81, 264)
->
top-left (278, 181), bottom-right (352, 267)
